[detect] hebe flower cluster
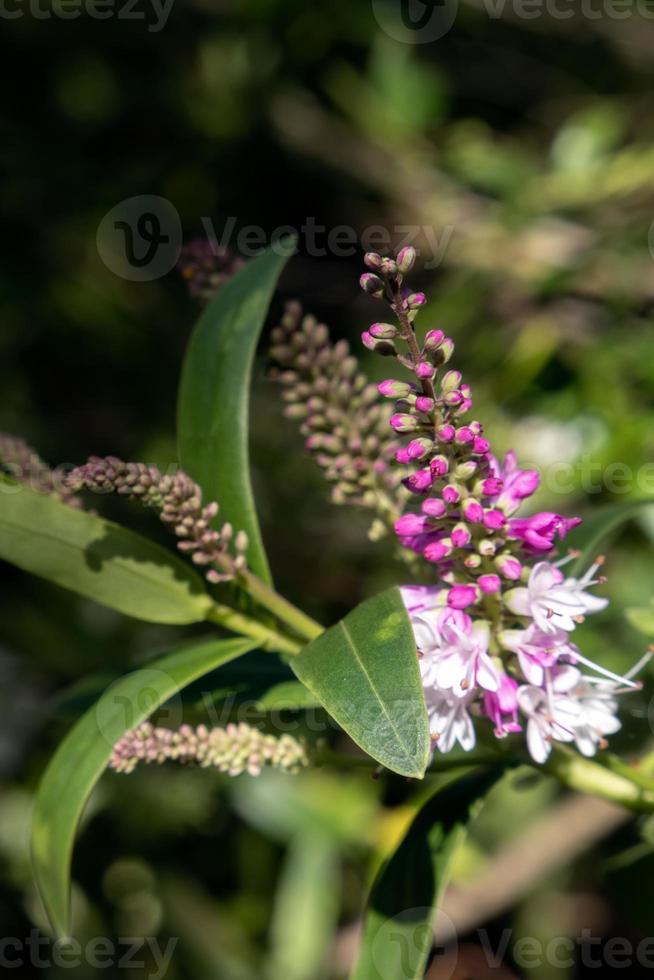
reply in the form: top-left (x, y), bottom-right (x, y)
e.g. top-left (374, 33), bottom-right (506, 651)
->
top-left (361, 248), bottom-right (648, 764)
top-left (110, 721), bottom-right (307, 776)
top-left (68, 457), bottom-right (249, 584)
top-left (177, 239), bottom-right (245, 301)
top-left (270, 300), bottom-right (404, 527)
top-left (0, 433), bottom-right (81, 508)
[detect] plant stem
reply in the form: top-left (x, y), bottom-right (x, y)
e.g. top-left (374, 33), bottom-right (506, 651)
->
top-left (207, 603), bottom-right (303, 657)
top-left (239, 570), bottom-right (324, 643)
top-left (545, 747), bottom-right (654, 813)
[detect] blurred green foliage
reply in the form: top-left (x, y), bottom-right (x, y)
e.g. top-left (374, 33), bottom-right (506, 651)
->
top-left (2, 3), bottom-right (654, 977)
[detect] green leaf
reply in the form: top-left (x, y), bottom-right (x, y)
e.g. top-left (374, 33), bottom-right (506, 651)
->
top-left (626, 604), bottom-right (654, 637)
top-left (177, 243), bottom-right (295, 584)
top-left (291, 588), bottom-right (430, 778)
top-left (32, 636), bottom-right (256, 938)
top-left (0, 481), bottom-right (212, 624)
top-left (569, 500), bottom-right (654, 577)
top-left (351, 769), bottom-right (501, 980)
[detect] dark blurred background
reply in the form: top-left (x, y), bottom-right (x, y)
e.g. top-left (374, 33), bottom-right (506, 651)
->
top-left (2, 2), bottom-right (654, 977)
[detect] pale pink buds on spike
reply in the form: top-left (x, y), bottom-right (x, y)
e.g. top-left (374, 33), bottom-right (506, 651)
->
top-left (361, 332), bottom-right (395, 355)
top-left (406, 438), bottom-right (433, 460)
top-left (442, 370), bottom-right (462, 393)
top-left (361, 331), bottom-right (376, 351)
top-left (380, 257), bottom-right (398, 276)
top-left (451, 523), bottom-right (471, 548)
top-left (478, 538), bottom-right (497, 556)
top-left (422, 497), bottom-right (446, 518)
top-left (469, 421), bottom-right (483, 435)
top-left (462, 498), bottom-right (484, 523)
top-left (416, 396), bottom-right (435, 412)
top-left (424, 329), bottom-right (445, 350)
top-left (397, 245), bottom-right (417, 273)
top-left (464, 554), bottom-right (482, 569)
top-left (378, 379), bottom-right (412, 398)
top-left (438, 338), bottom-right (455, 362)
top-left (394, 513), bottom-right (427, 537)
top-left (483, 509), bottom-right (506, 530)
top-left (478, 574), bottom-right (501, 594)
top-left (369, 322), bottom-right (398, 339)
top-left (390, 413), bottom-right (419, 432)
top-left (455, 461), bottom-right (478, 480)
top-left (360, 273), bottom-right (384, 295)
top-left (405, 292), bottom-right (426, 309)
top-left (447, 584), bottom-right (478, 609)
top-left (430, 455), bottom-right (449, 477)
top-left (415, 361), bottom-right (435, 380)
top-left (436, 424), bottom-right (455, 443)
top-left (363, 252), bottom-right (383, 270)
top-left (495, 554), bottom-right (523, 580)
top-left (443, 485), bottom-right (461, 504)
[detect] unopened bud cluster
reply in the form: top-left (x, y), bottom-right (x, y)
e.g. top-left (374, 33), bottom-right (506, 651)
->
top-left (68, 457), bottom-right (248, 584)
top-left (110, 721), bottom-right (308, 776)
top-left (177, 239), bottom-right (245, 301)
top-left (0, 433), bottom-right (81, 508)
top-left (269, 301), bottom-right (404, 524)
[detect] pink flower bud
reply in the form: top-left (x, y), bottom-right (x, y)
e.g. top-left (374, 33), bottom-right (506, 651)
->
top-left (451, 523), bottom-right (471, 548)
top-left (380, 257), bottom-right (398, 276)
top-left (472, 437), bottom-right (490, 455)
top-left (395, 446), bottom-right (412, 464)
top-left (416, 396), bottom-right (435, 413)
top-left (439, 338), bottom-right (455, 362)
top-left (483, 509), bottom-right (506, 530)
top-left (364, 252), bottom-right (383, 270)
top-left (422, 497), bottom-right (446, 518)
top-left (405, 291), bottom-right (426, 309)
top-left (406, 438), bottom-right (433, 460)
top-left (464, 554), bottom-right (482, 569)
top-left (447, 584), bottom-right (478, 609)
top-left (424, 329), bottom-right (445, 350)
top-left (361, 331), bottom-right (376, 351)
top-left (436, 424), bottom-right (455, 443)
top-left (478, 574), bottom-right (501, 594)
top-left (482, 477), bottom-right (503, 497)
top-left (442, 485), bottom-right (460, 504)
top-left (430, 455), bottom-right (449, 477)
top-left (369, 322), bottom-right (398, 339)
top-left (469, 421), bottom-right (483, 435)
top-left (455, 426), bottom-right (474, 445)
top-left (423, 540), bottom-right (451, 563)
top-left (404, 468), bottom-right (433, 493)
top-left (394, 514), bottom-right (427, 537)
top-left (390, 413), bottom-right (418, 432)
top-left (415, 361), bottom-right (435, 380)
top-left (443, 390), bottom-right (464, 407)
top-left (495, 554), bottom-right (522, 580)
top-left (397, 245), bottom-right (416, 273)
top-left (462, 498), bottom-right (484, 523)
top-left (441, 370), bottom-right (462, 393)
top-left (378, 379), bottom-right (412, 398)
top-left (360, 273), bottom-right (384, 294)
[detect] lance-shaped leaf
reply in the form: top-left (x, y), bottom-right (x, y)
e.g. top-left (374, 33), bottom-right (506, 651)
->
top-left (569, 500), bottom-right (654, 578)
top-left (32, 636), bottom-right (256, 938)
top-left (351, 768), bottom-right (501, 980)
top-left (177, 242), bottom-right (295, 585)
top-left (291, 588), bottom-right (430, 778)
top-left (0, 481), bottom-right (212, 624)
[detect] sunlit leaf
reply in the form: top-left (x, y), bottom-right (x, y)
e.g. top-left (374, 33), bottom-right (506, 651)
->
top-left (177, 243), bottom-right (295, 584)
top-left (32, 636), bottom-right (256, 938)
top-left (291, 588), bottom-right (430, 778)
top-left (0, 481), bottom-right (212, 624)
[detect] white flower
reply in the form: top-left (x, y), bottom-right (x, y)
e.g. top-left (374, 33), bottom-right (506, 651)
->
top-left (434, 620), bottom-right (501, 698)
top-left (426, 688), bottom-right (477, 753)
top-left (505, 560), bottom-right (608, 634)
top-left (500, 624), bottom-right (578, 686)
top-left (517, 666), bottom-right (582, 763)
top-left (564, 678), bottom-right (621, 757)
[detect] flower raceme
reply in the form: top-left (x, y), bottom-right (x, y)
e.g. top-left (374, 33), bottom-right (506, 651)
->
top-left (363, 248), bottom-right (648, 764)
